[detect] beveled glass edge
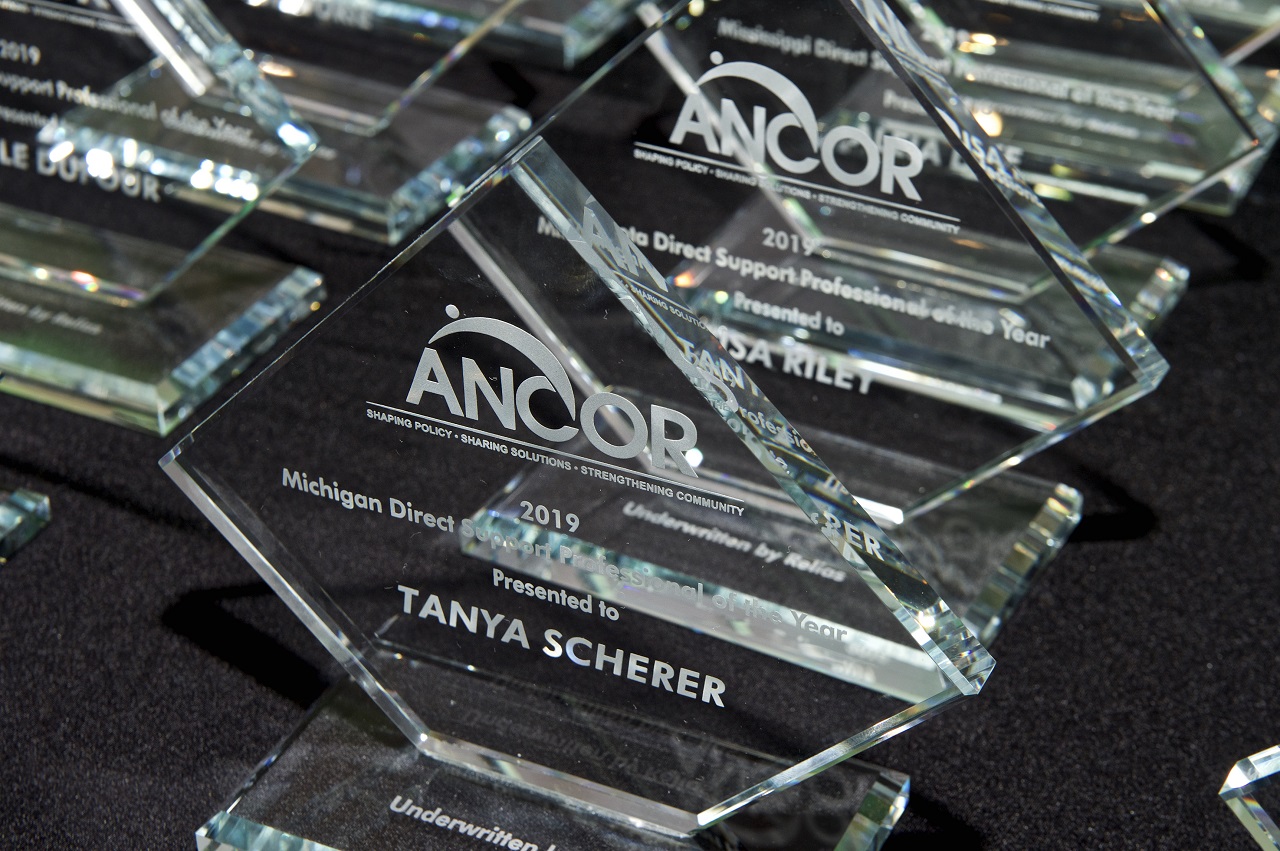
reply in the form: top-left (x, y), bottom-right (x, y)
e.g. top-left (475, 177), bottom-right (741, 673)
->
top-left (1182, 61), bottom-right (1280, 215)
top-left (1087, 134), bottom-right (1271, 248)
top-left (0, 489), bottom-right (51, 563)
top-left (846, 768), bottom-right (910, 851)
top-left (510, 138), bottom-right (993, 697)
top-left (963, 483), bottom-right (1082, 645)
top-left (162, 266), bottom-right (325, 433)
top-left (196, 812), bottom-right (336, 851)
top-left (1220, 745), bottom-right (1280, 850)
top-left (0, 265), bottom-right (322, 435)
top-left (257, 105), bottom-right (532, 243)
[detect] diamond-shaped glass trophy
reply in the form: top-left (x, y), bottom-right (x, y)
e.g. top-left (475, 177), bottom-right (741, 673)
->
top-left (0, 488), bottom-right (50, 563)
top-left (535, 0), bottom-right (1167, 459)
top-left (165, 0), bottom-right (1165, 842)
top-left (587, 0), bottom-right (1181, 444)
top-left (498, 0), bottom-right (1155, 645)
top-left (167, 130), bottom-right (993, 834)
top-left (0, 0), bottom-right (323, 435)
top-left (1221, 745), bottom-right (1280, 849)
top-left (196, 0), bottom-right (667, 243)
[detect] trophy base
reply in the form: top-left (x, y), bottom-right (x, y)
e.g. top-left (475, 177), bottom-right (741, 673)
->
top-left (250, 0), bottom-right (640, 68)
top-left (0, 489), bottom-right (50, 563)
top-left (1088, 244), bottom-right (1188, 335)
top-left (195, 677), bottom-right (909, 851)
top-left (253, 61), bottom-right (531, 244)
top-left (0, 208), bottom-right (324, 436)
top-left (1220, 745), bottom-right (1280, 849)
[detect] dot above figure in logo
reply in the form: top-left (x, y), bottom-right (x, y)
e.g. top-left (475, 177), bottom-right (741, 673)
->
top-left (445, 304), bottom-right (460, 319)
top-left (709, 51), bottom-right (723, 65)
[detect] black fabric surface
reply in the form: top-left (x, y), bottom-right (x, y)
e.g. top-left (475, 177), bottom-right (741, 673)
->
top-left (3, 146), bottom-right (1280, 851)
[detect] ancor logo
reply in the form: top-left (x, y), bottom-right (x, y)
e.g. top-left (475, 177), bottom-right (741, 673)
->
top-left (406, 305), bottom-right (700, 476)
top-left (668, 53), bottom-right (925, 200)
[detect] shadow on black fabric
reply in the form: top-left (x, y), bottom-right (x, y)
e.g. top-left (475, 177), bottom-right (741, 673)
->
top-left (1067, 477), bottom-right (1157, 544)
top-left (882, 793), bottom-right (985, 850)
top-left (162, 583), bottom-right (329, 708)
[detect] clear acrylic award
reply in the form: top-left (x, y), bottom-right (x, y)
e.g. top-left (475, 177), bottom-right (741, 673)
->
top-left (0, 0), bottom-right (323, 434)
top-left (164, 0), bottom-right (1163, 838)
top-left (535, 0), bottom-right (1167, 463)
top-left (1222, 745), bottom-right (1280, 849)
top-left (165, 131), bottom-right (993, 833)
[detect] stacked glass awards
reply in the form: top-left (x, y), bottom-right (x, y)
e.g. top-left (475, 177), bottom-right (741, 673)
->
top-left (165, 0), bottom-right (1169, 846)
top-left (0, 0), bottom-right (324, 435)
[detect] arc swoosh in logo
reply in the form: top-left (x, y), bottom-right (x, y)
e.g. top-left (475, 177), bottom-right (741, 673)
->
top-left (695, 60), bottom-right (820, 152)
top-left (429, 317), bottom-right (576, 417)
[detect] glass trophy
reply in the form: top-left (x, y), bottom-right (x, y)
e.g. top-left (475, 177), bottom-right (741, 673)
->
top-left (195, 677), bottom-right (910, 850)
top-left (0, 488), bottom-right (50, 563)
top-left (196, 0), bottom-right (668, 243)
top-left (163, 0), bottom-right (1162, 837)
top-left (888, 0), bottom-right (1277, 241)
top-left (1222, 745), bottom-right (1280, 849)
top-left (0, 0), bottom-right (324, 435)
top-left (534, 0), bottom-right (1167, 461)
top-left (165, 131), bottom-right (993, 834)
